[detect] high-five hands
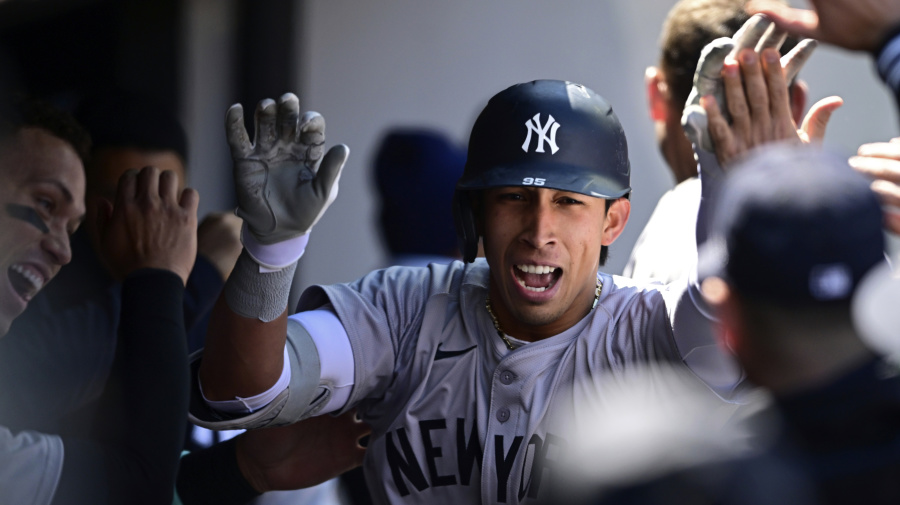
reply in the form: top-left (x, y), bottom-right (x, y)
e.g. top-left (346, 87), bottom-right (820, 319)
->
top-left (227, 93), bottom-right (348, 246)
top-left (686, 14), bottom-right (843, 166)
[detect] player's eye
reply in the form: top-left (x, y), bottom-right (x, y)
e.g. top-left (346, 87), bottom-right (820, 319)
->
top-left (498, 192), bottom-right (525, 201)
top-left (558, 196), bottom-right (583, 205)
top-left (36, 196), bottom-right (55, 214)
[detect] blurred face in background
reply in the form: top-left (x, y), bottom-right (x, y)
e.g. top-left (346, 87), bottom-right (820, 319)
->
top-left (0, 127), bottom-right (85, 336)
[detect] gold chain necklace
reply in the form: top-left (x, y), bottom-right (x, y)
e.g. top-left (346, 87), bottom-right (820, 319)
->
top-left (485, 278), bottom-right (603, 350)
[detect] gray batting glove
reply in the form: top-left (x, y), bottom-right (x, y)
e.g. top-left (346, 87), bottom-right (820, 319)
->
top-left (227, 92), bottom-right (348, 246)
top-left (682, 13), bottom-right (817, 152)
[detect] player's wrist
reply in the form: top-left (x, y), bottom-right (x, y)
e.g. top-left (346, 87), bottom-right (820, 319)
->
top-left (241, 223), bottom-right (310, 271)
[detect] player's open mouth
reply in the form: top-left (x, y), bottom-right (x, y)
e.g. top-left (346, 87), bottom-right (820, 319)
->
top-left (514, 264), bottom-right (561, 292)
top-left (8, 263), bottom-right (44, 302)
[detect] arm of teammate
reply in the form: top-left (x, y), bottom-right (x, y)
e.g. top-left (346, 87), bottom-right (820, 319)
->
top-left (176, 409), bottom-right (369, 504)
top-left (748, 0), bottom-right (900, 106)
top-left (688, 15), bottom-right (841, 244)
top-left (669, 15), bottom-right (840, 401)
top-left (51, 166), bottom-right (198, 505)
top-left (747, 0), bottom-right (900, 53)
top-left (197, 94), bottom-right (348, 413)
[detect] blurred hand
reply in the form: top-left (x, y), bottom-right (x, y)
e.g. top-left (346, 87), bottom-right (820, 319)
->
top-left (850, 137), bottom-right (900, 234)
top-left (236, 409), bottom-right (370, 492)
top-left (748, 0), bottom-right (900, 53)
top-left (97, 166), bottom-right (198, 285)
top-left (197, 212), bottom-right (243, 280)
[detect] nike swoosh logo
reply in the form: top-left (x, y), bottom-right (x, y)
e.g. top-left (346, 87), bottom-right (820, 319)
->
top-left (434, 343), bottom-right (477, 361)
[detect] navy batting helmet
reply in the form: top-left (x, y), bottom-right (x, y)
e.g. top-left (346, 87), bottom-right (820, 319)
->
top-left (453, 79), bottom-right (631, 262)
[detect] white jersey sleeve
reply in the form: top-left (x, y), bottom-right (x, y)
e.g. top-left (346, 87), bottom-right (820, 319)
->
top-left (0, 425), bottom-right (63, 505)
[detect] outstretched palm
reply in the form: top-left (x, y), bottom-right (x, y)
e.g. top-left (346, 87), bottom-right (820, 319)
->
top-left (226, 93), bottom-right (347, 244)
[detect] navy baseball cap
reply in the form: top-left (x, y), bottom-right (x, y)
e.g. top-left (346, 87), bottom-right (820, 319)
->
top-left (698, 144), bottom-right (886, 305)
top-left (374, 128), bottom-right (466, 257)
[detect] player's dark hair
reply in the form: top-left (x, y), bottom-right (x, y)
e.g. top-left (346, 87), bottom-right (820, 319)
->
top-left (660, 0), bottom-right (796, 112)
top-left (0, 95), bottom-right (91, 162)
top-left (736, 294), bottom-right (855, 347)
top-left (75, 89), bottom-right (187, 166)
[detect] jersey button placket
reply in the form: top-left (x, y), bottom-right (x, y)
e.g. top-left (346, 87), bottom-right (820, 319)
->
top-left (496, 407), bottom-right (510, 422)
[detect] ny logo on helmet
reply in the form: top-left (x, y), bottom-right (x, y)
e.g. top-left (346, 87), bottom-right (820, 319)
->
top-left (522, 113), bottom-right (560, 154)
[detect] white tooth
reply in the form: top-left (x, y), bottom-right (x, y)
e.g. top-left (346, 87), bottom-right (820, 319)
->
top-left (517, 265), bottom-right (557, 276)
top-left (517, 278), bottom-right (549, 292)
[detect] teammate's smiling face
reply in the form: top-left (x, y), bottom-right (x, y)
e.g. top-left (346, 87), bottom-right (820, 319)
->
top-left (481, 186), bottom-right (629, 342)
top-left (0, 128), bottom-right (85, 337)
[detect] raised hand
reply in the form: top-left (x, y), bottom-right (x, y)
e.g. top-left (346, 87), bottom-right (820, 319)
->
top-left (748, 0), bottom-right (900, 53)
top-left (96, 166), bottom-right (198, 285)
top-left (682, 13), bottom-right (818, 153)
top-left (227, 93), bottom-right (348, 245)
top-left (851, 138), bottom-right (900, 234)
top-left (701, 43), bottom-right (842, 167)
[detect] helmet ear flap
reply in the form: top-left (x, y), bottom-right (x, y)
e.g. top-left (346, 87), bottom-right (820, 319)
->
top-left (453, 190), bottom-right (479, 263)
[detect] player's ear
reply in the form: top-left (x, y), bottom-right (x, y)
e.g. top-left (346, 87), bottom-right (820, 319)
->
top-left (646, 67), bottom-right (669, 122)
top-left (601, 197), bottom-right (630, 246)
top-left (789, 78), bottom-right (808, 126)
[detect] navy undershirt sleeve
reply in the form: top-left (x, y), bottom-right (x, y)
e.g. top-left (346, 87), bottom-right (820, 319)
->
top-left (52, 269), bottom-right (189, 505)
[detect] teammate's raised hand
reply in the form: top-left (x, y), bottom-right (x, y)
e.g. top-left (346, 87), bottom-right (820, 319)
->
top-left (851, 137), bottom-right (900, 234)
top-left (227, 93), bottom-right (348, 245)
top-left (682, 13), bottom-right (818, 153)
top-left (701, 44), bottom-right (842, 167)
top-left (96, 166), bottom-right (198, 285)
top-left (748, 0), bottom-right (900, 53)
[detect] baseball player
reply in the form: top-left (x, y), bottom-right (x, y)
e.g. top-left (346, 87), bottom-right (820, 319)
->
top-left (193, 25), bottom-right (810, 502)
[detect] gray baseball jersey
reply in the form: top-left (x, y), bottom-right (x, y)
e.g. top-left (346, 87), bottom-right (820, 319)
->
top-left (193, 258), bottom-right (740, 504)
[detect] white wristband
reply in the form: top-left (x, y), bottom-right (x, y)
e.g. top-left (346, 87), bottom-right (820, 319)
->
top-left (241, 223), bottom-right (309, 271)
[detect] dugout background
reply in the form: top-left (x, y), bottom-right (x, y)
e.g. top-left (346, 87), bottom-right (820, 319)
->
top-left (0, 0), bottom-right (894, 299)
